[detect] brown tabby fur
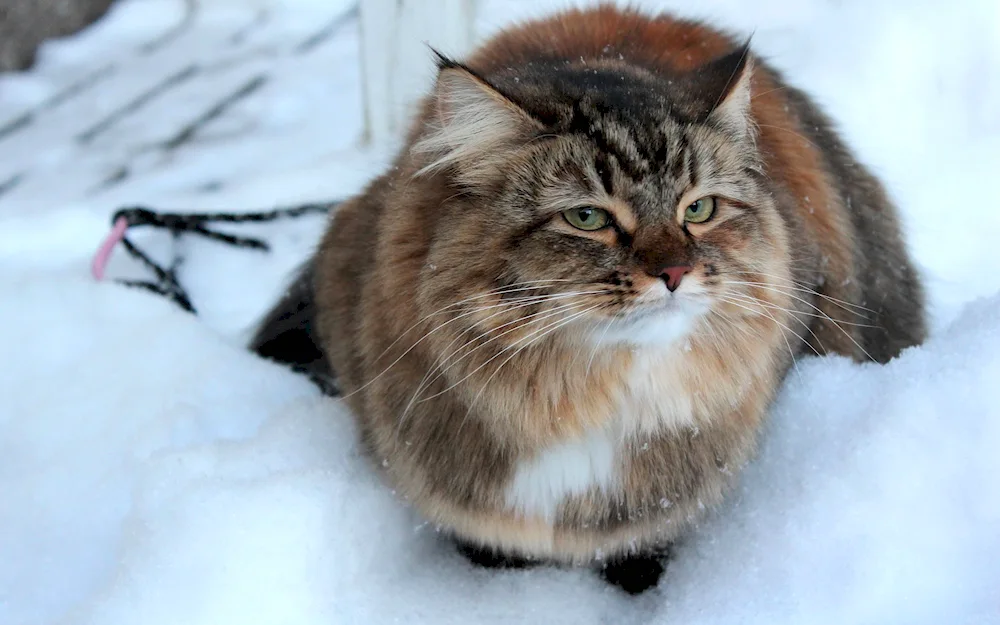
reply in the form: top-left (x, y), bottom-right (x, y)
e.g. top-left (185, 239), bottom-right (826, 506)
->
top-left (260, 4), bottom-right (925, 565)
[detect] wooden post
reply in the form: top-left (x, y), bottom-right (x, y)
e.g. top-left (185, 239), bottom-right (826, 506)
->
top-left (359, 0), bottom-right (477, 145)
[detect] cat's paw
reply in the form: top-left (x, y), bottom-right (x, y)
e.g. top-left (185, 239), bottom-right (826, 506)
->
top-left (453, 538), bottom-right (539, 570)
top-left (597, 548), bottom-right (671, 595)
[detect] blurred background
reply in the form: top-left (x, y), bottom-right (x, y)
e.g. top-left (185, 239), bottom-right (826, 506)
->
top-left (1, 0), bottom-right (116, 71)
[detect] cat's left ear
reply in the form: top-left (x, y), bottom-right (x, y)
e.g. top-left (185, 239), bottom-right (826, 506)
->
top-left (681, 42), bottom-right (755, 140)
top-left (413, 51), bottom-right (541, 179)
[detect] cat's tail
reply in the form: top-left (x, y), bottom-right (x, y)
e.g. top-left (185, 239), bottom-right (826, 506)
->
top-left (250, 262), bottom-right (338, 395)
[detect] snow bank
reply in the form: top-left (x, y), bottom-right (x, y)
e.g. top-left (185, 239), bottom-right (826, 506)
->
top-left (665, 296), bottom-right (1000, 624)
top-left (1, 0), bottom-right (999, 624)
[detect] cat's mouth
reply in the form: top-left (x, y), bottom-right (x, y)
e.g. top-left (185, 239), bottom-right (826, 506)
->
top-left (626, 278), bottom-right (710, 313)
top-left (589, 287), bottom-right (711, 347)
top-left (625, 292), bottom-right (709, 321)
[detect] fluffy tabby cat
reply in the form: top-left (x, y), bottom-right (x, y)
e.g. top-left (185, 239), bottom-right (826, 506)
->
top-left (252, 4), bottom-right (925, 594)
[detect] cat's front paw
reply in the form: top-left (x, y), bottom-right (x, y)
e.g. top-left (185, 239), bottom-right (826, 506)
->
top-left (453, 538), bottom-right (539, 570)
top-left (597, 547), bottom-right (671, 595)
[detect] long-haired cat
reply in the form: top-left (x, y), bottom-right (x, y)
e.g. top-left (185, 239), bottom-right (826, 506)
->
top-left (251, 4), bottom-right (925, 594)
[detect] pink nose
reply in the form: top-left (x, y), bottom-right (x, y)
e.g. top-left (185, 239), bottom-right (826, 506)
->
top-left (661, 265), bottom-right (692, 292)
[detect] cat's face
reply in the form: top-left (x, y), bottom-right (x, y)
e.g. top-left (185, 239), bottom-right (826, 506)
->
top-left (414, 49), bottom-right (791, 351)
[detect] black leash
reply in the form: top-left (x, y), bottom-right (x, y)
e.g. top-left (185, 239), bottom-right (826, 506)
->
top-left (94, 201), bottom-right (337, 314)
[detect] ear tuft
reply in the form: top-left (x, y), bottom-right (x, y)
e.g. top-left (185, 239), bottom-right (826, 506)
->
top-left (675, 41), bottom-right (755, 140)
top-left (428, 46), bottom-right (462, 71)
top-left (706, 44), bottom-right (754, 140)
top-left (413, 65), bottom-right (539, 178)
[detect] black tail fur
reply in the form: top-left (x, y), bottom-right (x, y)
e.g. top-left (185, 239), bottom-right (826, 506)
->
top-left (250, 263), bottom-right (338, 395)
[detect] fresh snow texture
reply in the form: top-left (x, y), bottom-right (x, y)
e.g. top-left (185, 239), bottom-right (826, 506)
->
top-left (1, 1), bottom-right (999, 624)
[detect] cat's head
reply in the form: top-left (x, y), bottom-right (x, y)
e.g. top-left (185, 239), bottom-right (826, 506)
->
top-left (409, 45), bottom-right (791, 351)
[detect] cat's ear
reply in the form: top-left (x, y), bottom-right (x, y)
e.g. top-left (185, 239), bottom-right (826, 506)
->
top-left (680, 43), bottom-right (755, 140)
top-left (414, 54), bottom-right (540, 177)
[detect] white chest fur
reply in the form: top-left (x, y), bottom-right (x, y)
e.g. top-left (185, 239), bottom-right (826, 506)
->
top-left (505, 426), bottom-right (619, 522)
top-left (504, 345), bottom-right (700, 523)
top-left (620, 348), bottom-right (699, 436)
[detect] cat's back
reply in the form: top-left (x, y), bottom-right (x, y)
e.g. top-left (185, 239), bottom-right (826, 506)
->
top-left (467, 5), bottom-right (734, 74)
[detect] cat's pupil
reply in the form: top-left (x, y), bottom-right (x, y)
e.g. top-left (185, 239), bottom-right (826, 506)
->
top-left (579, 208), bottom-right (594, 222)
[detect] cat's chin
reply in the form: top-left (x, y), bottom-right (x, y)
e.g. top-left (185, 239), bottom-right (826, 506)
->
top-left (590, 297), bottom-right (709, 348)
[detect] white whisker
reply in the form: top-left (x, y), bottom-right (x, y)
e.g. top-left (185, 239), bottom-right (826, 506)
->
top-left (461, 303), bottom-right (605, 427)
top-left (584, 319), bottom-right (616, 375)
top-left (725, 270), bottom-right (876, 316)
top-left (344, 286), bottom-right (607, 400)
top-left (393, 294), bottom-right (602, 439)
top-left (721, 292), bottom-right (827, 355)
top-left (410, 299), bottom-right (599, 405)
top-left (723, 280), bottom-right (876, 362)
top-left (416, 299), bottom-right (599, 404)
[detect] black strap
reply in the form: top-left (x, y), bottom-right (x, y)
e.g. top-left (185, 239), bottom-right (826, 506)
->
top-left (108, 201), bottom-right (337, 313)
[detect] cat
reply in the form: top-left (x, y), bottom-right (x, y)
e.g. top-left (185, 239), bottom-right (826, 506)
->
top-left (251, 4), bottom-right (926, 594)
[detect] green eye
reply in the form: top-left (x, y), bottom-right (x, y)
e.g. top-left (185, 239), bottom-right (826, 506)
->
top-left (562, 206), bottom-right (611, 231)
top-left (684, 197), bottom-right (716, 224)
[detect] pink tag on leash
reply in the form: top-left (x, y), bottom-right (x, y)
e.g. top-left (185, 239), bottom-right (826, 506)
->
top-left (91, 216), bottom-right (129, 280)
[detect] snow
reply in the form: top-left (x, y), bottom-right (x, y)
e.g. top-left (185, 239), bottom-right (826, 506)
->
top-left (1, 0), bottom-right (998, 623)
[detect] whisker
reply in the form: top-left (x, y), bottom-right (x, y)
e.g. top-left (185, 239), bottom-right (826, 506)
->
top-left (700, 313), bottom-right (751, 361)
top-left (724, 271), bottom-right (877, 316)
top-left (584, 319), bottom-right (616, 375)
top-left (711, 304), bottom-right (810, 382)
top-left (417, 298), bottom-right (597, 394)
top-left (720, 293), bottom-right (827, 355)
top-left (750, 85), bottom-right (789, 101)
top-left (723, 281), bottom-right (876, 362)
top-left (415, 299), bottom-right (599, 404)
top-left (435, 291), bottom-right (613, 367)
top-left (461, 303), bottom-right (605, 425)
top-left (721, 285), bottom-right (877, 329)
top-left (717, 309), bottom-right (804, 384)
top-left (394, 293), bottom-right (603, 431)
top-left (369, 279), bottom-right (583, 360)
top-left (344, 296), bottom-right (545, 400)
top-left (716, 294), bottom-right (819, 360)
top-left (396, 360), bottom-right (445, 441)
top-left (343, 287), bottom-right (607, 400)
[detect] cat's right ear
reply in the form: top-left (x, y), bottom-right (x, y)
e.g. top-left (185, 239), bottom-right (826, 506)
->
top-left (413, 55), bottom-right (540, 179)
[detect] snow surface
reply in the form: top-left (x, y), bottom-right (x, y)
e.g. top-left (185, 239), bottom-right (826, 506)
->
top-left (1, 0), bottom-right (999, 623)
